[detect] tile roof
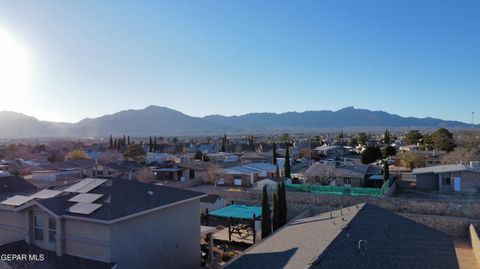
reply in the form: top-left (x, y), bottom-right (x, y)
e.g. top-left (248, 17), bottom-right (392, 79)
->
top-left (226, 203), bottom-right (458, 269)
top-left (0, 240), bottom-right (115, 269)
top-left (36, 178), bottom-right (206, 222)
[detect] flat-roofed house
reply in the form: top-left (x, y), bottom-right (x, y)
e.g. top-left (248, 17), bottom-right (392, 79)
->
top-left (412, 163), bottom-right (480, 193)
top-left (0, 178), bottom-right (206, 269)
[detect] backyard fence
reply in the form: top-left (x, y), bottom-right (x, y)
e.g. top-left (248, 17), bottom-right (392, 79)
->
top-left (286, 177), bottom-right (394, 197)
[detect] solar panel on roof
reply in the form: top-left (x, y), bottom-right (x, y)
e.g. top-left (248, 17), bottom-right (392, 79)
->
top-left (31, 189), bottom-right (62, 199)
top-left (1, 195), bottom-right (34, 206)
top-left (68, 202), bottom-right (103, 214)
top-left (63, 178), bottom-right (97, 192)
top-left (76, 179), bottom-right (107, 193)
top-left (68, 193), bottom-right (103, 203)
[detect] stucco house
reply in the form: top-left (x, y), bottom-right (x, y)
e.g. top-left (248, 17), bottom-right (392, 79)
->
top-left (314, 145), bottom-right (350, 158)
top-left (304, 163), bottom-right (381, 187)
top-left (411, 163), bottom-right (480, 193)
top-left (200, 194), bottom-right (225, 214)
top-left (93, 161), bottom-right (144, 180)
top-left (0, 178), bottom-right (206, 269)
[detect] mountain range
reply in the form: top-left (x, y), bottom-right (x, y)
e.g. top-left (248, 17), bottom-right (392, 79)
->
top-left (0, 106), bottom-right (472, 138)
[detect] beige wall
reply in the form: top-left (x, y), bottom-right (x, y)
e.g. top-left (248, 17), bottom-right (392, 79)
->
top-left (0, 209), bottom-right (25, 245)
top-left (461, 172), bottom-right (480, 193)
top-left (110, 199), bottom-right (201, 269)
top-left (470, 224), bottom-right (480, 265)
top-left (63, 218), bottom-right (111, 262)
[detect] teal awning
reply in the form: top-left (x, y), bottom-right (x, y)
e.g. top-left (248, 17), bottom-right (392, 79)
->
top-left (209, 205), bottom-right (262, 220)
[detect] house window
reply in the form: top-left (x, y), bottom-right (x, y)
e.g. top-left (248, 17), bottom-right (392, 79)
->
top-left (442, 177), bottom-right (451, 185)
top-left (343, 178), bottom-right (352, 185)
top-left (48, 218), bottom-right (56, 243)
top-left (33, 215), bottom-right (44, 241)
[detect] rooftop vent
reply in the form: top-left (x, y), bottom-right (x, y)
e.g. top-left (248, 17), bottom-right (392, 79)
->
top-left (358, 240), bottom-right (367, 255)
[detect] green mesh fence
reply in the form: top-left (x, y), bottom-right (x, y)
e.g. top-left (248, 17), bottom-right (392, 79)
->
top-left (286, 178), bottom-right (393, 197)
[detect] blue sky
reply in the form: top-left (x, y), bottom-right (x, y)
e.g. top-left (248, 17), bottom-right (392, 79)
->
top-left (0, 1), bottom-right (479, 123)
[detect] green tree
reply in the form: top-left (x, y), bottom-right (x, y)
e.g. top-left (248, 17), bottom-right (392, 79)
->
top-left (383, 161), bottom-right (390, 182)
top-left (149, 136), bottom-right (153, 152)
top-left (422, 133), bottom-right (433, 150)
top-left (337, 131), bottom-right (344, 143)
top-left (272, 193), bottom-right (280, 231)
top-left (272, 142), bottom-right (277, 165)
top-left (357, 132), bottom-right (368, 146)
top-left (220, 134), bottom-right (226, 152)
top-left (404, 130), bottom-right (423, 145)
top-left (383, 146), bottom-right (397, 157)
top-left (261, 185), bottom-right (272, 239)
top-left (431, 128), bottom-right (456, 152)
top-left (284, 145), bottom-right (291, 178)
top-left (127, 135), bottom-right (130, 145)
top-left (124, 144), bottom-right (146, 163)
top-left (279, 181), bottom-right (287, 226)
top-left (109, 135), bottom-right (113, 149)
top-left (384, 129), bottom-right (391, 145)
top-left (361, 146), bottom-right (383, 164)
top-left (279, 133), bottom-right (290, 144)
top-left (153, 137), bottom-right (158, 152)
top-left (172, 137), bottom-right (179, 144)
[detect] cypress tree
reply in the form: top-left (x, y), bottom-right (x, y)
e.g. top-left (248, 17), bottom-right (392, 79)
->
top-left (384, 129), bottom-right (391, 145)
top-left (109, 135), bottom-right (113, 148)
top-left (123, 135), bottom-right (126, 147)
top-left (261, 185), bottom-right (272, 239)
top-left (280, 181), bottom-right (287, 225)
top-left (383, 161), bottom-right (390, 183)
top-left (221, 133), bottom-right (226, 152)
top-left (272, 142), bottom-right (277, 165)
top-left (149, 137), bottom-right (153, 153)
top-left (127, 136), bottom-right (130, 145)
top-left (284, 145), bottom-right (291, 178)
top-left (272, 193), bottom-right (280, 231)
top-left (153, 137), bottom-right (157, 152)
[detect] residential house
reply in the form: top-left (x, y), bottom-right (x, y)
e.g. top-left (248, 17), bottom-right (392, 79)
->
top-left (411, 163), bottom-right (480, 193)
top-left (225, 203), bottom-right (459, 269)
top-left (145, 152), bottom-right (175, 165)
top-left (304, 163), bottom-right (381, 187)
top-left (0, 176), bottom-right (37, 200)
top-left (314, 145), bottom-right (350, 158)
top-left (200, 194), bottom-right (225, 214)
top-left (222, 166), bottom-right (259, 187)
top-left (244, 162), bottom-right (285, 178)
top-left (0, 178), bottom-right (206, 269)
top-left (240, 151), bottom-right (271, 164)
top-left (93, 161), bottom-right (144, 180)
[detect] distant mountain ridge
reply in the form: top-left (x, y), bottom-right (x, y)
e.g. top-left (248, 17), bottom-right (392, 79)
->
top-left (0, 106), bottom-right (472, 138)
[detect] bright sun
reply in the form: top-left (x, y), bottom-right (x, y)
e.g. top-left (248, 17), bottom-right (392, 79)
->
top-left (0, 28), bottom-right (31, 102)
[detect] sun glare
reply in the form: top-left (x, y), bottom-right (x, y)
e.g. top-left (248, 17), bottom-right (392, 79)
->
top-left (0, 28), bottom-right (31, 101)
